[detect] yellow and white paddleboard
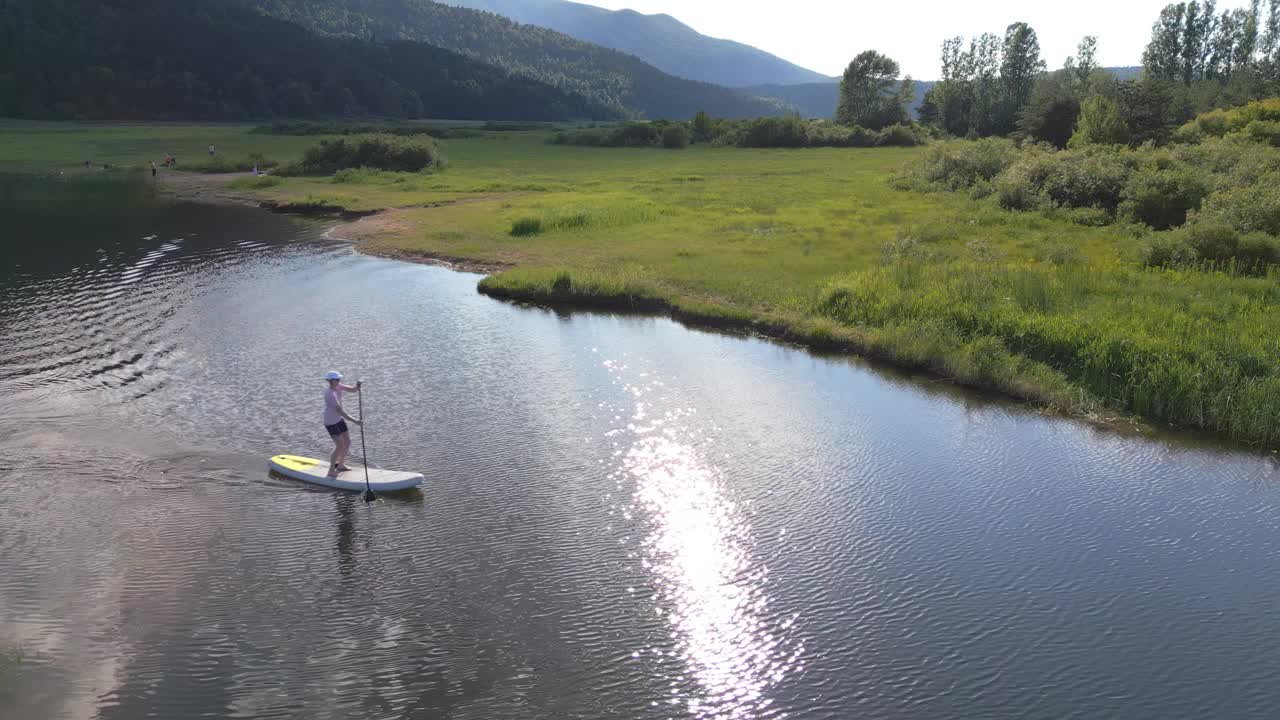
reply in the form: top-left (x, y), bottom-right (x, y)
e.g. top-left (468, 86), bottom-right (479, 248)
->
top-left (269, 455), bottom-right (424, 492)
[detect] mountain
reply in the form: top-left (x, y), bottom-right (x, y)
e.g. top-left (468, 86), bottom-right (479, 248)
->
top-left (0, 0), bottom-right (615, 121)
top-left (444, 0), bottom-right (831, 87)
top-left (746, 68), bottom-right (1150, 121)
top-left (238, 0), bottom-right (793, 119)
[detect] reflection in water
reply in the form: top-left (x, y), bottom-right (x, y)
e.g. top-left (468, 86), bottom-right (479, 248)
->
top-left (607, 361), bottom-right (802, 718)
top-left (335, 495), bottom-right (358, 578)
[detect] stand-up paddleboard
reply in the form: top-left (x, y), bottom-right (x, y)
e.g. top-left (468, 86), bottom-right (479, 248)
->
top-left (269, 455), bottom-right (424, 492)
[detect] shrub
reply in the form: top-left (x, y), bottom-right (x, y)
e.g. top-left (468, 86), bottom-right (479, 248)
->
top-left (510, 217), bottom-right (544, 236)
top-left (613, 122), bottom-right (662, 147)
top-left (293, 135), bottom-right (438, 175)
top-left (1119, 165), bottom-right (1211, 230)
top-left (1243, 120), bottom-right (1280, 146)
top-left (994, 155), bottom-right (1051, 210)
top-left (551, 271), bottom-right (573, 293)
top-left (877, 123), bottom-right (926, 147)
top-left (1236, 232), bottom-right (1280, 270)
top-left (845, 125), bottom-right (881, 148)
top-left (737, 116), bottom-right (809, 148)
top-left (1144, 233), bottom-right (1199, 267)
top-left (909, 138), bottom-right (1021, 191)
top-left (1039, 151), bottom-right (1134, 211)
top-left (1177, 97), bottom-right (1280, 140)
top-left (1179, 222), bottom-right (1240, 263)
top-left (1196, 178), bottom-right (1280, 235)
top-left (661, 124), bottom-right (690, 149)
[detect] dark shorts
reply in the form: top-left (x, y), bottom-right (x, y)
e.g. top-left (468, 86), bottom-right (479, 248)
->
top-left (325, 420), bottom-right (349, 437)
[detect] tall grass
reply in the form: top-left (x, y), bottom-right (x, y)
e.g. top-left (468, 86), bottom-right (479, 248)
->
top-left (814, 258), bottom-right (1280, 444)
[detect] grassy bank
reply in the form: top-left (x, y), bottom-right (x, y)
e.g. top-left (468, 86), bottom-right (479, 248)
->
top-left (4, 123), bottom-right (1278, 446)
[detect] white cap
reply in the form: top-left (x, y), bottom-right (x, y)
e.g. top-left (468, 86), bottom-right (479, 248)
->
top-left (324, 371), bottom-right (343, 381)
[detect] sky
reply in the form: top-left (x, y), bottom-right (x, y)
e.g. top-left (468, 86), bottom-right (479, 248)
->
top-left (579, 0), bottom-right (1254, 79)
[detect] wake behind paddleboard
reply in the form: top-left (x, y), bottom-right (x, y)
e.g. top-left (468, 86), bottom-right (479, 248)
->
top-left (269, 454), bottom-right (424, 492)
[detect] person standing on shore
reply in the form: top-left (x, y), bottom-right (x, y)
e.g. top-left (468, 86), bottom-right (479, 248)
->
top-left (150, 161), bottom-right (158, 179)
top-left (323, 371), bottom-right (362, 476)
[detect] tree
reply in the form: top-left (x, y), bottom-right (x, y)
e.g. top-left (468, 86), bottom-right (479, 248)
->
top-left (691, 110), bottom-right (713, 143)
top-left (1074, 36), bottom-right (1099, 87)
top-left (661, 124), bottom-right (689, 149)
top-left (1117, 78), bottom-right (1176, 145)
top-left (972, 33), bottom-right (1003, 135)
top-left (998, 22), bottom-right (1046, 134)
top-left (1018, 70), bottom-right (1080, 148)
top-left (897, 75), bottom-right (916, 118)
top-left (1145, 3), bottom-right (1188, 81)
top-left (836, 50), bottom-right (907, 130)
top-left (1070, 95), bottom-right (1129, 147)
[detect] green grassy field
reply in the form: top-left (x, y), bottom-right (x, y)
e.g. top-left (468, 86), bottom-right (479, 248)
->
top-left (3, 123), bottom-right (1277, 446)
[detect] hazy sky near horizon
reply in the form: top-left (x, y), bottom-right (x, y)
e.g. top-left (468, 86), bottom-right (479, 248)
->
top-left (578, 0), bottom-right (1254, 78)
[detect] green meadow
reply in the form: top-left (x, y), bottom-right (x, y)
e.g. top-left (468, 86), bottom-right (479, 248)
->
top-left (3, 123), bottom-right (1277, 446)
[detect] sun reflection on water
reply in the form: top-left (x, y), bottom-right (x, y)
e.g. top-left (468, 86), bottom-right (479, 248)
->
top-left (603, 358), bottom-right (802, 718)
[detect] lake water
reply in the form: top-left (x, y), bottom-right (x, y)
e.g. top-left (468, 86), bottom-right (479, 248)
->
top-left (2, 180), bottom-right (1279, 719)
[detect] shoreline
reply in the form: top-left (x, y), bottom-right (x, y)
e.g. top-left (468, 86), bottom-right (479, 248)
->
top-left (144, 172), bottom-right (1272, 452)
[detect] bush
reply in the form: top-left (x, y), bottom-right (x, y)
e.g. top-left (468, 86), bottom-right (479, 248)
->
top-left (510, 217), bottom-right (544, 236)
top-left (1244, 120), bottom-right (1280, 146)
top-left (1179, 222), bottom-right (1240, 263)
top-left (1145, 223), bottom-right (1280, 273)
top-left (1039, 151), bottom-right (1133, 211)
top-left (1143, 233), bottom-right (1198, 267)
top-left (1196, 179), bottom-right (1280, 235)
top-left (293, 135), bottom-right (438, 175)
top-left (661, 124), bottom-right (690, 149)
top-left (1177, 98), bottom-right (1280, 140)
top-left (877, 123), bottom-right (926, 147)
top-left (737, 116), bottom-right (809, 148)
top-left (1236, 232), bottom-right (1280, 270)
top-left (612, 122), bottom-right (662, 147)
top-left (1119, 165), bottom-right (1211, 230)
top-left (994, 157), bottom-right (1049, 211)
top-left (908, 138), bottom-right (1021, 191)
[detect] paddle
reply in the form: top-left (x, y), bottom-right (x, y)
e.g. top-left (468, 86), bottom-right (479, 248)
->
top-left (357, 381), bottom-right (375, 503)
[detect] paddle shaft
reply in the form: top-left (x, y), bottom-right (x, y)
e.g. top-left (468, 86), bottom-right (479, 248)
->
top-left (358, 384), bottom-right (373, 499)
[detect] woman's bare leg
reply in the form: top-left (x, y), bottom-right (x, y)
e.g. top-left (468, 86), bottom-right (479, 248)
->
top-left (336, 433), bottom-right (351, 469)
top-left (329, 434), bottom-right (342, 474)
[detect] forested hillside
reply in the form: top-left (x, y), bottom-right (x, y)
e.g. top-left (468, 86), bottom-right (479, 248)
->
top-left (237, 0), bottom-right (791, 118)
top-left (0, 0), bottom-right (615, 121)
top-left (446, 0), bottom-right (831, 87)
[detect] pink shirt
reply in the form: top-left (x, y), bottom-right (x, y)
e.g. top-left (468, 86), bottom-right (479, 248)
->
top-left (324, 387), bottom-right (346, 426)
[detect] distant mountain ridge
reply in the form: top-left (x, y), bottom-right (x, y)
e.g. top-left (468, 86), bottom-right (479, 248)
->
top-left (445, 0), bottom-right (832, 87)
top-left (239, 0), bottom-right (793, 119)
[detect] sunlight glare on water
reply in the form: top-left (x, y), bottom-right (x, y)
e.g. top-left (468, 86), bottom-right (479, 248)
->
top-left (604, 358), bottom-right (802, 719)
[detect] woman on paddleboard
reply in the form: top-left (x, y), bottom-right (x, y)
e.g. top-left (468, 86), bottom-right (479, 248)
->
top-left (324, 371), bottom-right (362, 476)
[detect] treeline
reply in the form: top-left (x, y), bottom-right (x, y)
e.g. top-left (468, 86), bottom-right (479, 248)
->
top-left (0, 0), bottom-right (615, 121)
top-left (253, 120), bottom-right (550, 136)
top-left (550, 115), bottom-right (929, 149)
top-left (233, 0), bottom-right (792, 120)
top-left (909, 1), bottom-right (1280, 148)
